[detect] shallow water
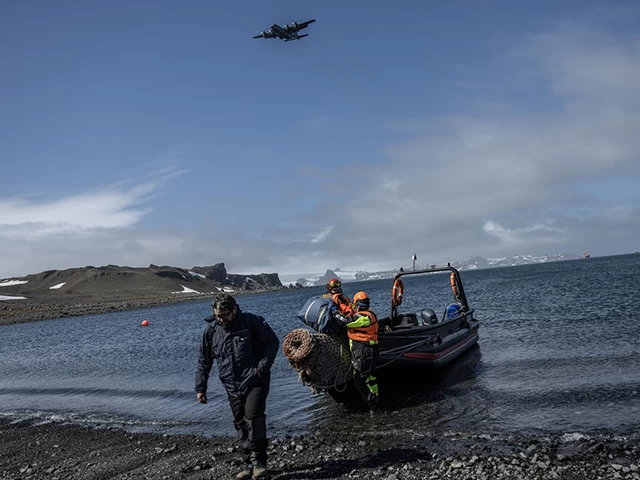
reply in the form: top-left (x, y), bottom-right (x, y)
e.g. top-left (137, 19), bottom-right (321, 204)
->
top-left (1, 253), bottom-right (639, 438)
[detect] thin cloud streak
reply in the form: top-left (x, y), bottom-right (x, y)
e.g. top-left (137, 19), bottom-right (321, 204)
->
top-left (0, 167), bottom-right (184, 240)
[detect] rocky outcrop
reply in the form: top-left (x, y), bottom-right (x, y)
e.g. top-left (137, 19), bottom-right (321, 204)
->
top-left (189, 263), bottom-right (227, 282)
top-left (226, 272), bottom-right (283, 290)
top-left (315, 269), bottom-right (341, 287)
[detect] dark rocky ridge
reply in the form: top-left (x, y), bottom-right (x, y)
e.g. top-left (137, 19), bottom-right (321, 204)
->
top-left (1, 262), bottom-right (283, 296)
top-left (0, 263), bottom-right (291, 325)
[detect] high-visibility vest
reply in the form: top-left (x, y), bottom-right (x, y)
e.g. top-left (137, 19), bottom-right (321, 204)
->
top-left (347, 310), bottom-right (378, 343)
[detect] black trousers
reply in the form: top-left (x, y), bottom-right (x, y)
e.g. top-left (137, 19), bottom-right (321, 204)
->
top-left (351, 341), bottom-right (379, 409)
top-left (227, 385), bottom-right (269, 466)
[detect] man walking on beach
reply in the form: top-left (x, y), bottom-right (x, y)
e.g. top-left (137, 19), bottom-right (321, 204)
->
top-left (195, 294), bottom-right (280, 480)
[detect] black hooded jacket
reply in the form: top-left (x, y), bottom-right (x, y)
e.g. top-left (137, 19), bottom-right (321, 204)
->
top-left (195, 308), bottom-right (280, 399)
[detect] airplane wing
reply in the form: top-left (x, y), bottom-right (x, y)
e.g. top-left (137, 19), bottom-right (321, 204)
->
top-left (287, 19), bottom-right (316, 33)
top-left (253, 30), bottom-right (275, 39)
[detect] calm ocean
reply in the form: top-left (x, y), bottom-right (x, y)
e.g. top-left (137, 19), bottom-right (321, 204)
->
top-left (1, 253), bottom-right (639, 439)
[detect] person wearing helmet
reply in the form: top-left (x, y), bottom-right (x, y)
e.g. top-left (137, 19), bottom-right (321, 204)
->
top-left (322, 277), bottom-right (353, 316)
top-left (334, 291), bottom-right (380, 414)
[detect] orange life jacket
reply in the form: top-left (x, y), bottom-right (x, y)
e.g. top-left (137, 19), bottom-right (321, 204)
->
top-left (332, 293), bottom-right (354, 316)
top-left (347, 309), bottom-right (378, 343)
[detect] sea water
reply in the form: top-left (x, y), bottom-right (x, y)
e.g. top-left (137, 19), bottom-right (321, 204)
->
top-left (1, 253), bottom-right (639, 438)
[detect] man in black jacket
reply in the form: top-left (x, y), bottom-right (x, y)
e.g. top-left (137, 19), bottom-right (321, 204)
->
top-left (195, 294), bottom-right (280, 480)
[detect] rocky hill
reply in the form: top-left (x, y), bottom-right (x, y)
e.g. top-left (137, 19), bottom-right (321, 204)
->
top-left (0, 263), bottom-right (284, 301)
top-left (0, 263), bottom-right (290, 324)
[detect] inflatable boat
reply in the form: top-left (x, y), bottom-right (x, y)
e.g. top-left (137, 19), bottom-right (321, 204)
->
top-left (376, 266), bottom-right (480, 371)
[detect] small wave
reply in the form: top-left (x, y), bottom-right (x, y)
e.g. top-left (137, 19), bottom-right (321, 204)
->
top-left (560, 432), bottom-right (590, 442)
top-left (0, 409), bottom-right (198, 428)
top-left (0, 386), bottom-right (192, 401)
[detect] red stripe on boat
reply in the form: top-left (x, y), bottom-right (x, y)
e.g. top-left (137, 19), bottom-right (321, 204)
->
top-left (402, 330), bottom-right (479, 360)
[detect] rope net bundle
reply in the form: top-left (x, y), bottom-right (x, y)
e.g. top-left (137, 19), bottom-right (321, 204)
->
top-left (282, 328), bottom-right (353, 393)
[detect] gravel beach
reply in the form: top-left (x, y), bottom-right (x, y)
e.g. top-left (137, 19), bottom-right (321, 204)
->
top-left (1, 417), bottom-right (639, 480)
top-left (0, 284), bottom-right (294, 326)
top-left (0, 293), bottom-right (229, 326)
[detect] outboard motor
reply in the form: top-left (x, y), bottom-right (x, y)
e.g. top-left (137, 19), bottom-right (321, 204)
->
top-left (421, 308), bottom-right (438, 325)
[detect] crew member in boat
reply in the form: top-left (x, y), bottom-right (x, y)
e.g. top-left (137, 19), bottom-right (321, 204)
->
top-left (333, 291), bottom-right (381, 415)
top-left (322, 277), bottom-right (353, 316)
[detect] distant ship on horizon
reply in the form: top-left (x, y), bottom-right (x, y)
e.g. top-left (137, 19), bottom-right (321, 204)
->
top-left (583, 251), bottom-right (591, 258)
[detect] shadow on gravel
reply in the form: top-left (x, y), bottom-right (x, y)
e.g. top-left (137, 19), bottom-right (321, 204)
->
top-left (273, 447), bottom-right (427, 480)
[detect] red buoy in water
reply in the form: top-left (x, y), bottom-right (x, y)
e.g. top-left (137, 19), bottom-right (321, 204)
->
top-left (141, 320), bottom-right (149, 326)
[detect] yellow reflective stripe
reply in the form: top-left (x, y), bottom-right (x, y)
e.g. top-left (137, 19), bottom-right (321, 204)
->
top-left (346, 314), bottom-right (371, 329)
top-left (366, 375), bottom-right (379, 396)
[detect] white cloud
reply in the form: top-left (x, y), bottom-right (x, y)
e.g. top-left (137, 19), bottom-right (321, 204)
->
top-left (311, 226), bottom-right (333, 243)
top-left (0, 167), bottom-right (183, 239)
top-left (315, 20), bottom-right (640, 268)
top-left (0, 165), bottom-right (189, 277)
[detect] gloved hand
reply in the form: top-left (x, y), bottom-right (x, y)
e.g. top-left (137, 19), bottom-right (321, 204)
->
top-left (333, 311), bottom-right (351, 325)
top-left (257, 360), bottom-right (268, 375)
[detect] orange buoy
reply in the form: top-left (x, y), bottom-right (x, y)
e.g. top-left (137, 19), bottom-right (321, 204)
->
top-left (450, 272), bottom-right (460, 298)
top-left (141, 320), bottom-right (149, 326)
top-left (392, 278), bottom-right (404, 306)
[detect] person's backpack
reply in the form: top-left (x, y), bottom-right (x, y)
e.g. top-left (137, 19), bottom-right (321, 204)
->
top-left (296, 296), bottom-right (343, 334)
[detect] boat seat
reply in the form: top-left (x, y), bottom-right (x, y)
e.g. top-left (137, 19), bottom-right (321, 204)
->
top-left (392, 313), bottom-right (419, 329)
top-left (378, 317), bottom-right (392, 332)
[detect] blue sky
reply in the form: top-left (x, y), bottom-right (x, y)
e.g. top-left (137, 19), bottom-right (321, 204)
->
top-left (1, 0), bottom-right (639, 280)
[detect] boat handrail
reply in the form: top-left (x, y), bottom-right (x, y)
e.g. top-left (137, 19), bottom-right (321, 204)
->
top-left (390, 265), bottom-right (471, 320)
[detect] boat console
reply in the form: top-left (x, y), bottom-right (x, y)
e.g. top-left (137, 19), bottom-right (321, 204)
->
top-left (392, 312), bottom-right (420, 329)
top-left (378, 308), bottom-right (442, 331)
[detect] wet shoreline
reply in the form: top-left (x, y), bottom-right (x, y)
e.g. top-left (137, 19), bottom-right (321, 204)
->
top-left (0, 289), bottom-right (285, 326)
top-left (0, 295), bottom-right (211, 326)
top-left (1, 418), bottom-right (638, 479)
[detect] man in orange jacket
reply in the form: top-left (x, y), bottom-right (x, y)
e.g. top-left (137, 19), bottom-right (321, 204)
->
top-left (322, 277), bottom-right (353, 316)
top-left (334, 291), bottom-right (380, 414)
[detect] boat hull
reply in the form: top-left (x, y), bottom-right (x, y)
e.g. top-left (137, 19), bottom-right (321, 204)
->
top-left (377, 312), bottom-right (480, 370)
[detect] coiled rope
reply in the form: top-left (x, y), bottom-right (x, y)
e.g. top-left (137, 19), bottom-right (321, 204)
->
top-left (282, 328), bottom-right (353, 393)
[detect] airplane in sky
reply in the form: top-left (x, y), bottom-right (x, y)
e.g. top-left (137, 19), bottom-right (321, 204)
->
top-left (253, 19), bottom-right (316, 42)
